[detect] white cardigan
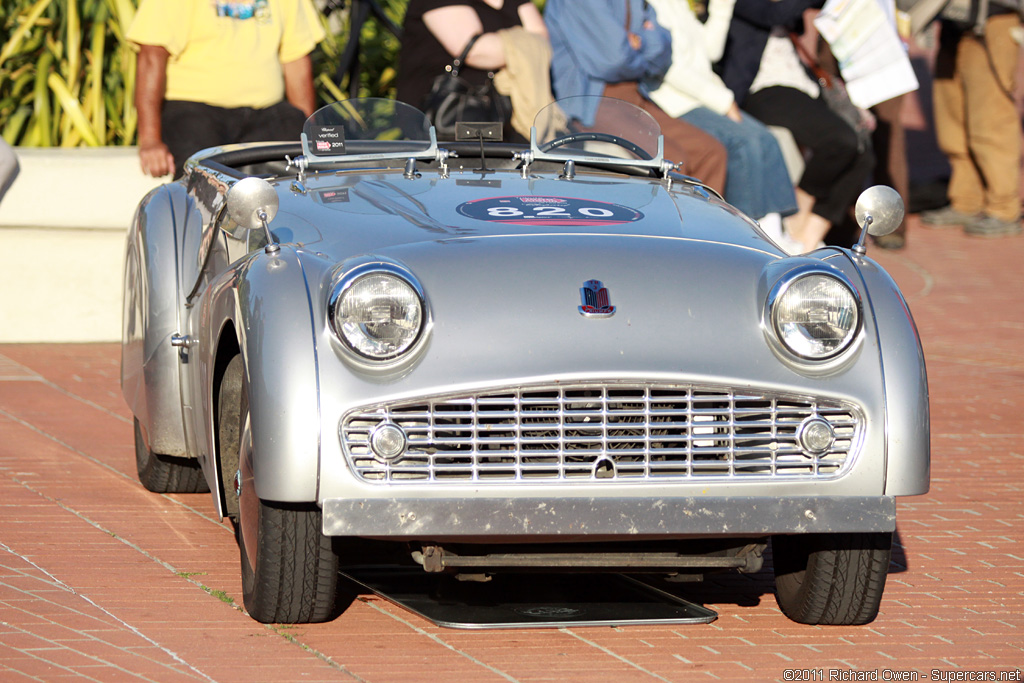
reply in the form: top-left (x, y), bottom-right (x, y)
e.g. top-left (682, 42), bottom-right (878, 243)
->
top-left (646, 0), bottom-right (737, 117)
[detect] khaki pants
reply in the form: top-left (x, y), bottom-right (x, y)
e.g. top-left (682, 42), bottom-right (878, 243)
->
top-left (933, 14), bottom-right (1023, 221)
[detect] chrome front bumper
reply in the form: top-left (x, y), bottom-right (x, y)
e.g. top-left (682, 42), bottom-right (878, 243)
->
top-left (322, 495), bottom-right (896, 538)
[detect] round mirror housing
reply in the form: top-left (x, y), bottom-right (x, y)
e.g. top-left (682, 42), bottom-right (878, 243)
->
top-left (227, 177), bottom-right (280, 231)
top-left (855, 185), bottom-right (904, 237)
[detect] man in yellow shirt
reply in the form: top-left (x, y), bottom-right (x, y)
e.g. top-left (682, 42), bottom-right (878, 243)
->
top-left (128, 0), bottom-right (326, 178)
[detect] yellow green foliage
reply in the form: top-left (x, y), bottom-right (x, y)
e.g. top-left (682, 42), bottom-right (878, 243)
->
top-left (1, 0), bottom-right (138, 146)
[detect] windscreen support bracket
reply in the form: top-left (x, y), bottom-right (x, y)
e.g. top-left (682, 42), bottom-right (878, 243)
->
top-left (456, 122), bottom-right (503, 172)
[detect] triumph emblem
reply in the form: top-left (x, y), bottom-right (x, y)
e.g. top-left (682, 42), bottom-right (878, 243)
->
top-left (579, 279), bottom-right (615, 318)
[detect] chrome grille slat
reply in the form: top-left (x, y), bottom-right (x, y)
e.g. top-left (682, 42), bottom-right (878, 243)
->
top-left (341, 383), bottom-right (862, 484)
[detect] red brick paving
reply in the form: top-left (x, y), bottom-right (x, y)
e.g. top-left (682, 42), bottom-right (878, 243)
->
top-left (1, 219), bottom-right (1022, 682)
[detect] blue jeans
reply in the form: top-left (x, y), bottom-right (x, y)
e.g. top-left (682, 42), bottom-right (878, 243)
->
top-left (681, 107), bottom-right (797, 219)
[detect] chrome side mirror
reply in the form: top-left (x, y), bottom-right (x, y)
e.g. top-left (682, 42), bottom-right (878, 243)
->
top-left (227, 176), bottom-right (280, 254)
top-left (853, 185), bottom-right (904, 255)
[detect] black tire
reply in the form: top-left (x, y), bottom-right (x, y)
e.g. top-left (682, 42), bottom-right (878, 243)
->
top-left (134, 418), bottom-right (209, 494)
top-left (233, 369), bottom-right (339, 623)
top-left (239, 498), bottom-right (340, 624)
top-left (217, 355), bottom-right (245, 520)
top-left (772, 532), bottom-right (891, 625)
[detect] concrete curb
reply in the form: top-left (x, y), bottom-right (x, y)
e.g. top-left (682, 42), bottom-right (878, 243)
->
top-left (0, 148), bottom-right (168, 343)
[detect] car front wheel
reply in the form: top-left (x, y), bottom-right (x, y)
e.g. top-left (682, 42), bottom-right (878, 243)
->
top-left (238, 496), bottom-right (340, 623)
top-left (772, 532), bottom-right (891, 625)
top-left (234, 377), bottom-right (339, 623)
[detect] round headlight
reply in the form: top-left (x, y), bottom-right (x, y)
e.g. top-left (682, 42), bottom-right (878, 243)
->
top-left (331, 270), bottom-right (424, 360)
top-left (772, 274), bottom-right (859, 360)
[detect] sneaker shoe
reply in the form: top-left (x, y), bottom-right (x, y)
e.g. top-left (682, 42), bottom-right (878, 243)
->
top-left (873, 232), bottom-right (906, 250)
top-left (920, 205), bottom-right (977, 228)
top-left (964, 214), bottom-right (1022, 238)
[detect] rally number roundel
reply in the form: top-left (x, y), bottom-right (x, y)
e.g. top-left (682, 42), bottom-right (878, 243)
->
top-left (456, 196), bottom-right (643, 226)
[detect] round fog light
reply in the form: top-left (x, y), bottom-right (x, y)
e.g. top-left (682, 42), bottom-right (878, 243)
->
top-left (370, 423), bottom-right (407, 460)
top-left (798, 418), bottom-right (835, 454)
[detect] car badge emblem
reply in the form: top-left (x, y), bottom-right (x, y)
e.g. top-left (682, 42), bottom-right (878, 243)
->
top-left (579, 279), bottom-right (615, 318)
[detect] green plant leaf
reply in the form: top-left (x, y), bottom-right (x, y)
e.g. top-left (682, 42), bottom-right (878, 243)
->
top-left (0, 0), bottom-right (54, 70)
top-left (48, 71), bottom-right (101, 146)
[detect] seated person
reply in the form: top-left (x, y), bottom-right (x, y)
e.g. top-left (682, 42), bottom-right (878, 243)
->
top-left (646, 0), bottom-right (797, 234)
top-left (544, 0), bottom-right (728, 195)
top-left (717, 0), bottom-right (875, 252)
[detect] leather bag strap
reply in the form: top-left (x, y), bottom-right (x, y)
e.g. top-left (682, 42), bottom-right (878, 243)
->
top-left (788, 32), bottom-right (833, 87)
top-left (450, 33), bottom-right (484, 77)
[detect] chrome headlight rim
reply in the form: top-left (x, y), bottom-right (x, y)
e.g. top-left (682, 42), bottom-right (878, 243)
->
top-left (764, 266), bottom-right (863, 363)
top-left (327, 262), bottom-right (427, 363)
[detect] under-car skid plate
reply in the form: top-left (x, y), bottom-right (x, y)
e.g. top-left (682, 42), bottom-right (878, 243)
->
top-left (341, 569), bottom-right (718, 629)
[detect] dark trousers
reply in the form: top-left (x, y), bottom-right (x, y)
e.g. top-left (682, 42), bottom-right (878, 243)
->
top-left (744, 86), bottom-right (874, 227)
top-left (869, 94), bottom-right (909, 236)
top-left (162, 100), bottom-right (307, 178)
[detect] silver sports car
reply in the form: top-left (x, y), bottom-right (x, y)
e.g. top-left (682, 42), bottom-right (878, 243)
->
top-left (121, 97), bottom-right (929, 626)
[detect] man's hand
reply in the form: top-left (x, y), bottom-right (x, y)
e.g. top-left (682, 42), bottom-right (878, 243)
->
top-left (139, 140), bottom-right (175, 177)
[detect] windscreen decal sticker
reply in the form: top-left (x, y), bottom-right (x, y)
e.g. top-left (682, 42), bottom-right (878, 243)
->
top-left (309, 125), bottom-right (345, 156)
top-left (456, 196), bottom-right (643, 226)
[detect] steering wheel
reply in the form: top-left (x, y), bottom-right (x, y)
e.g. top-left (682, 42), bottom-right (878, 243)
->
top-left (539, 132), bottom-right (653, 161)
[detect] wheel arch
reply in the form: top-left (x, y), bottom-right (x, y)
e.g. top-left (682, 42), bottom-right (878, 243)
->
top-left (121, 184), bottom-right (189, 458)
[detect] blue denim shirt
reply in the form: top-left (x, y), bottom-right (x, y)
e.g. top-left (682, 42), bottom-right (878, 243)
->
top-left (546, 0), bottom-right (672, 126)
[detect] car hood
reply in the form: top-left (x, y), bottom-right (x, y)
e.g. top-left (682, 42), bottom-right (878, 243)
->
top-left (304, 231), bottom-right (874, 401)
top-left (271, 171), bottom-right (781, 256)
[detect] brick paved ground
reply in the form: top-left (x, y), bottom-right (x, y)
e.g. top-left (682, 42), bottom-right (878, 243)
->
top-left (1, 219), bottom-right (1021, 682)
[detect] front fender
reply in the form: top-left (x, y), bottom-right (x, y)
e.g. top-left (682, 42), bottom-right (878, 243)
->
top-left (857, 255), bottom-right (930, 496)
top-left (235, 246), bottom-right (321, 502)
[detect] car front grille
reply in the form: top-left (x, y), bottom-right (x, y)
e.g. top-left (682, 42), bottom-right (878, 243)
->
top-left (340, 383), bottom-right (862, 484)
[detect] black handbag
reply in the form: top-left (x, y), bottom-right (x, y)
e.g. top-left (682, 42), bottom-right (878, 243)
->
top-left (420, 33), bottom-right (512, 140)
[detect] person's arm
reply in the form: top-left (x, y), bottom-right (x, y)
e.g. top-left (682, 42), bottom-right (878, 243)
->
top-left (517, 1), bottom-right (548, 39)
top-left (422, 5), bottom-right (507, 70)
top-left (546, 0), bottom-right (657, 83)
top-left (134, 44), bottom-right (175, 178)
top-left (704, 0), bottom-right (737, 62)
top-left (423, 1), bottom-right (548, 69)
top-left (638, 2), bottom-right (673, 79)
top-left (282, 54), bottom-right (316, 116)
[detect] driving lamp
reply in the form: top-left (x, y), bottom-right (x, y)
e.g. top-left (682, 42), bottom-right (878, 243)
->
top-left (797, 417), bottom-right (836, 454)
top-left (369, 423), bottom-right (407, 460)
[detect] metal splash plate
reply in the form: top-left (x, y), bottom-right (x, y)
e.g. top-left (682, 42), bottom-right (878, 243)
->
top-left (341, 569), bottom-right (718, 629)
